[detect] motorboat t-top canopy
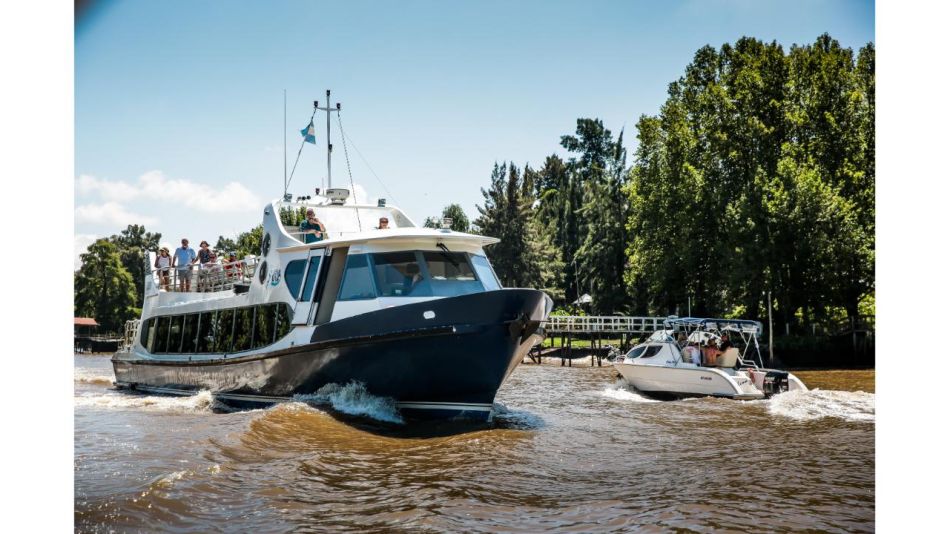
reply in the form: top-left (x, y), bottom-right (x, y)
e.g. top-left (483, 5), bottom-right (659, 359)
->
top-left (664, 317), bottom-right (763, 336)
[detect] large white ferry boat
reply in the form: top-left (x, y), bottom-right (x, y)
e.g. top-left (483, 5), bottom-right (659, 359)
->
top-left (112, 93), bottom-right (552, 422)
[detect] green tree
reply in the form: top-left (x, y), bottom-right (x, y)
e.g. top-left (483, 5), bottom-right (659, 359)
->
top-left (423, 203), bottom-right (471, 232)
top-left (108, 224), bottom-right (161, 306)
top-left (474, 163), bottom-right (548, 289)
top-left (74, 239), bottom-right (138, 333)
top-left (216, 225), bottom-right (263, 260)
top-left (624, 33), bottom-right (874, 328)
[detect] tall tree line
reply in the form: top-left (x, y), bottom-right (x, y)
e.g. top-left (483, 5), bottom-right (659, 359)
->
top-left (472, 34), bottom-right (874, 328)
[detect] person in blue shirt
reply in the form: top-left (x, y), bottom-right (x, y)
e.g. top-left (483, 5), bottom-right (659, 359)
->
top-left (299, 209), bottom-right (327, 244)
top-left (171, 238), bottom-right (197, 292)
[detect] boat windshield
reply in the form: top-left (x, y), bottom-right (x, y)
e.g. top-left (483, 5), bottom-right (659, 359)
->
top-left (338, 251), bottom-right (496, 301)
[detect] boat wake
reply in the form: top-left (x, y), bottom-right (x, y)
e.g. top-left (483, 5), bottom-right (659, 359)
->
top-left (767, 388), bottom-right (875, 422)
top-left (293, 381), bottom-right (404, 424)
top-left (491, 402), bottom-right (545, 429)
top-left (74, 390), bottom-right (215, 413)
top-left (600, 380), bottom-right (660, 403)
top-left (74, 368), bottom-right (115, 386)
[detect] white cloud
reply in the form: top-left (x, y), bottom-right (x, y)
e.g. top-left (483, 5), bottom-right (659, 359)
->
top-left (76, 174), bottom-right (139, 202)
top-left (76, 170), bottom-right (262, 213)
top-left (75, 201), bottom-right (158, 227)
top-left (74, 233), bottom-right (98, 270)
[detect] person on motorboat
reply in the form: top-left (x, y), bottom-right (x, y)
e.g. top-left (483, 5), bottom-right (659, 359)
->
top-left (684, 342), bottom-right (702, 365)
top-left (703, 338), bottom-right (721, 366)
top-left (676, 332), bottom-right (688, 348)
top-left (377, 216), bottom-right (390, 230)
top-left (299, 208), bottom-right (327, 243)
top-left (719, 332), bottom-right (733, 351)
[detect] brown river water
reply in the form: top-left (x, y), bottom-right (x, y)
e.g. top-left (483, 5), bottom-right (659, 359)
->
top-left (75, 354), bottom-right (875, 532)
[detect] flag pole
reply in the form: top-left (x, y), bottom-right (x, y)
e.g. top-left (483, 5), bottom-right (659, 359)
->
top-left (287, 103), bottom-right (318, 193)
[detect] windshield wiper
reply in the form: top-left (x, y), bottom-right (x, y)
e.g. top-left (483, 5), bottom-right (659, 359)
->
top-left (437, 243), bottom-right (460, 267)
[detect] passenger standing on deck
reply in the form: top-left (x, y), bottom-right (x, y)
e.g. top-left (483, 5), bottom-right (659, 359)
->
top-left (299, 209), bottom-right (326, 243)
top-left (223, 251), bottom-right (242, 281)
top-left (196, 241), bottom-right (215, 291)
top-left (172, 239), bottom-right (196, 292)
top-left (154, 247), bottom-right (171, 289)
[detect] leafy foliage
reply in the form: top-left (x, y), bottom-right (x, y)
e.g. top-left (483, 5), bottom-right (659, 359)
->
top-left (74, 239), bottom-right (138, 333)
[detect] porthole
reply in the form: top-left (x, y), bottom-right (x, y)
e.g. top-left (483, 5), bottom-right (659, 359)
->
top-left (258, 261), bottom-right (268, 284)
top-left (261, 233), bottom-right (271, 257)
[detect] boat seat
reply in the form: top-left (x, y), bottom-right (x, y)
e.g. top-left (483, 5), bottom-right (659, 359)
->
top-left (717, 347), bottom-right (739, 368)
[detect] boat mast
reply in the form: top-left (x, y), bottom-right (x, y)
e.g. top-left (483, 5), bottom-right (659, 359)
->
top-left (315, 89), bottom-right (340, 190)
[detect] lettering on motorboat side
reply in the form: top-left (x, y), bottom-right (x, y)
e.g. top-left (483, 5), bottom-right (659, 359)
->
top-left (700, 376), bottom-right (712, 381)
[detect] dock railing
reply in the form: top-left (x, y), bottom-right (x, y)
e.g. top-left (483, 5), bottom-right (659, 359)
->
top-left (542, 315), bottom-right (668, 334)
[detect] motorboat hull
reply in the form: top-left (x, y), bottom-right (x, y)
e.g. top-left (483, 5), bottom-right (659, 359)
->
top-left (113, 289), bottom-right (549, 422)
top-left (614, 362), bottom-right (765, 400)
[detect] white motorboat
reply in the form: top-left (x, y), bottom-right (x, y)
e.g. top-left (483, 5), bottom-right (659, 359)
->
top-left (613, 317), bottom-right (807, 400)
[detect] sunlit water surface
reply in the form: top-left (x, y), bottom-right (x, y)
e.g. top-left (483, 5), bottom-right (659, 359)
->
top-left (75, 355), bottom-right (874, 532)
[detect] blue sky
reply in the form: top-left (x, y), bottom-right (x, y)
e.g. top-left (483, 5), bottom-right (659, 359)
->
top-left (75, 0), bottom-right (874, 264)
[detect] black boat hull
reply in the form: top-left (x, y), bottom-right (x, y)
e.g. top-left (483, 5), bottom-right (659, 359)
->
top-left (112, 289), bottom-right (548, 422)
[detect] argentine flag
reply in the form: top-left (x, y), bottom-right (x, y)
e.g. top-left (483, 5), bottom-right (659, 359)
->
top-left (300, 121), bottom-right (316, 144)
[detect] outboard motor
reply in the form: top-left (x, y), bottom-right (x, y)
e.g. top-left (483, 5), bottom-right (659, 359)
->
top-left (762, 370), bottom-right (790, 398)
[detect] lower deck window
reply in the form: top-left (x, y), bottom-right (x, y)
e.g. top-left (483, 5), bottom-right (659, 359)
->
top-left (142, 303), bottom-right (294, 355)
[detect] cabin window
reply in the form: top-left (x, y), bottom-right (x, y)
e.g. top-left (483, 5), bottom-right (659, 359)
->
top-left (626, 346), bottom-right (646, 359)
top-left (275, 302), bottom-right (293, 340)
top-left (168, 315), bottom-right (184, 352)
top-left (284, 260), bottom-right (307, 299)
top-left (641, 345), bottom-right (663, 358)
top-left (424, 251), bottom-right (476, 281)
top-left (372, 252), bottom-right (424, 297)
top-left (181, 314), bottom-right (199, 353)
top-left (212, 309), bottom-right (234, 353)
top-left (196, 311), bottom-right (215, 353)
top-left (422, 251), bottom-right (483, 296)
top-left (338, 254), bottom-right (377, 300)
top-left (140, 318), bottom-right (154, 350)
top-left (300, 256), bottom-right (323, 302)
top-left (232, 307), bottom-right (254, 352)
top-left (471, 254), bottom-right (501, 290)
top-left (253, 304), bottom-right (275, 348)
top-left (154, 316), bottom-right (170, 353)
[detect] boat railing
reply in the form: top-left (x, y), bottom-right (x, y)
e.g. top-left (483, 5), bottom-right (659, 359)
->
top-left (118, 319), bottom-right (140, 352)
top-left (151, 257), bottom-right (259, 294)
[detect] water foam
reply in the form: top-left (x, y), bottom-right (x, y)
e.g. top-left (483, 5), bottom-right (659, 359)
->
top-left (74, 368), bottom-right (114, 386)
top-left (293, 381), bottom-right (404, 424)
top-left (767, 388), bottom-right (875, 422)
top-left (600, 380), bottom-right (660, 403)
top-left (74, 390), bottom-right (214, 413)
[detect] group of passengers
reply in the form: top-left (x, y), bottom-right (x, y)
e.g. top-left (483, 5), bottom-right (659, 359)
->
top-left (298, 208), bottom-right (390, 244)
top-left (153, 209), bottom-right (394, 290)
top-left (154, 238), bottom-right (244, 292)
top-left (677, 332), bottom-right (734, 367)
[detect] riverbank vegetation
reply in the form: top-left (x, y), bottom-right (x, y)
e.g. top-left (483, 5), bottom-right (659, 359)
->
top-left (449, 34), bottom-right (874, 334)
